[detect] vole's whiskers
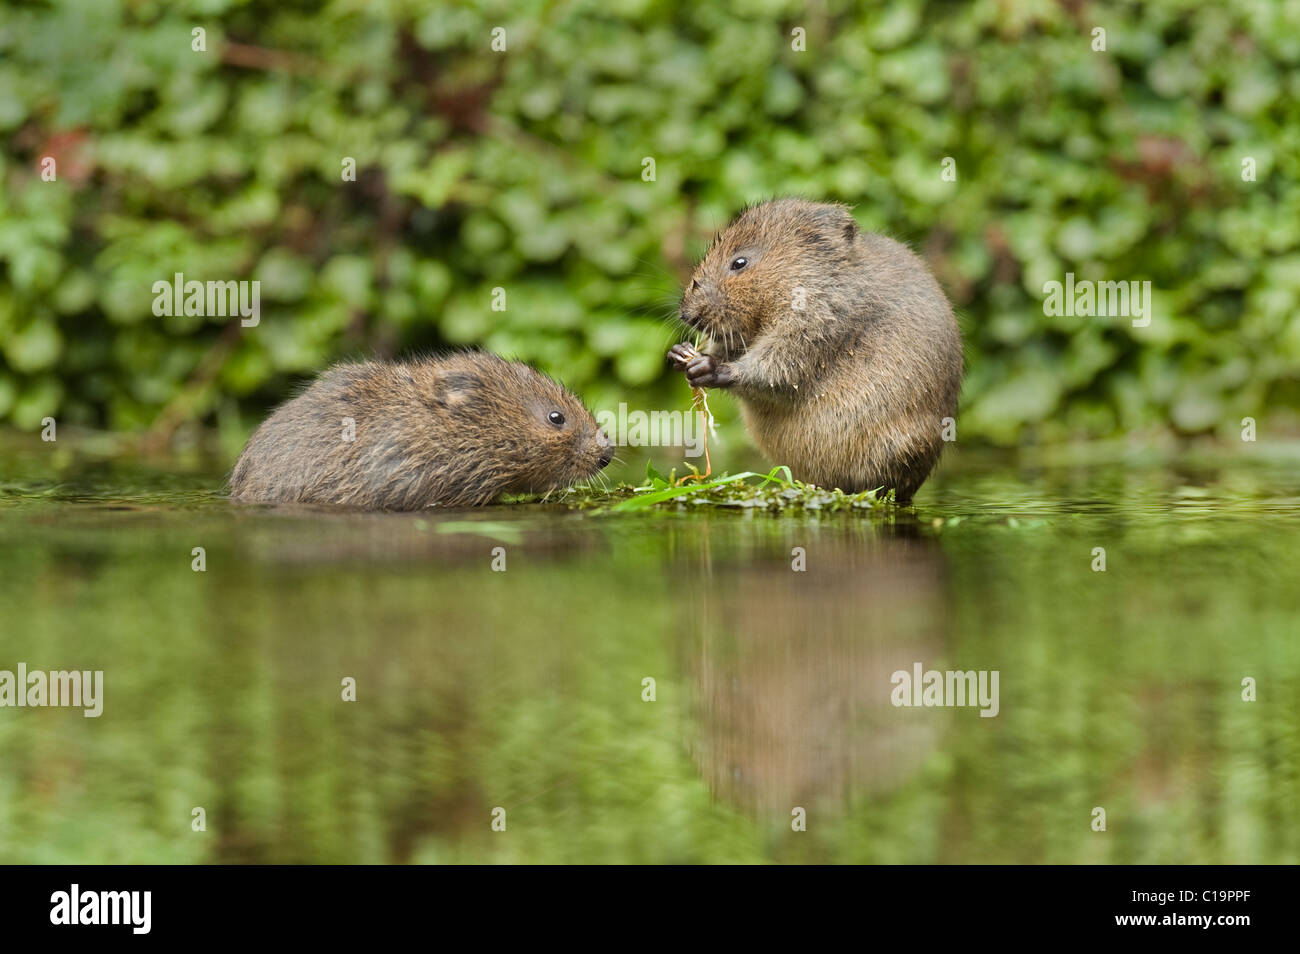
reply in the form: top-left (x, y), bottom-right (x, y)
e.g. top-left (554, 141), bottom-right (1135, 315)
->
top-left (654, 315), bottom-right (685, 349)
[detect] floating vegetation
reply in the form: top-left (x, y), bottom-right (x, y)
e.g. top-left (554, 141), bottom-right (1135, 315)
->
top-left (567, 463), bottom-right (891, 513)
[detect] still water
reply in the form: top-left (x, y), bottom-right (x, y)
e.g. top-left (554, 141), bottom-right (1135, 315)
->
top-left (1, 439), bottom-right (1297, 863)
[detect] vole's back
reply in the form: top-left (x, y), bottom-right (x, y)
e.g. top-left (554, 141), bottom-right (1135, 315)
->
top-left (231, 361), bottom-right (428, 507)
top-left (229, 353), bottom-right (610, 510)
top-left (750, 233), bottom-right (960, 502)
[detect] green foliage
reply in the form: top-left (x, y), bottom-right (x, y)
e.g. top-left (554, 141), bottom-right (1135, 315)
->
top-left (591, 463), bottom-right (888, 510)
top-left (2, 0), bottom-right (1299, 444)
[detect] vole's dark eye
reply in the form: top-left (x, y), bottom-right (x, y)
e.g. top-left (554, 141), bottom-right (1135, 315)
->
top-left (548, 411), bottom-right (566, 427)
top-left (730, 257), bottom-right (748, 271)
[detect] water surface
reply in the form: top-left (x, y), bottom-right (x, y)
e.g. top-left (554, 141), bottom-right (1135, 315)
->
top-left (1, 440), bottom-right (1297, 863)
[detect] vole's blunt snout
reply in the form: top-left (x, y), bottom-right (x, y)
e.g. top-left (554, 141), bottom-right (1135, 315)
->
top-left (681, 277), bottom-right (724, 334)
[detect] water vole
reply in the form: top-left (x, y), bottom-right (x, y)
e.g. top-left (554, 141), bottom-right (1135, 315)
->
top-left (230, 352), bottom-right (612, 509)
top-left (668, 198), bottom-right (962, 503)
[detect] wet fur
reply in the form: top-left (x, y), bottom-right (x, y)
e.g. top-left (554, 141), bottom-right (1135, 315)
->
top-left (676, 198), bottom-right (963, 503)
top-left (230, 352), bottom-right (610, 509)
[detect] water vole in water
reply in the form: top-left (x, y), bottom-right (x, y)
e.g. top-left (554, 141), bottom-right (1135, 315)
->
top-left (668, 198), bottom-right (962, 503)
top-left (230, 352), bottom-right (613, 509)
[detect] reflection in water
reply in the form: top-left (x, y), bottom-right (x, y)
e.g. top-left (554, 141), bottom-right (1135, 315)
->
top-left (680, 532), bottom-right (948, 817)
top-left (2, 442), bottom-right (1300, 862)
top-left (230, 504), bottom-right (611, 566)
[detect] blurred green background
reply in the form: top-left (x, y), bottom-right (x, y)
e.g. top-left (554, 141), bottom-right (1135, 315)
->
top-left (3, 3), bottom-right (1299, 865)
top-left (2, 0), bottom-right (1299, 456)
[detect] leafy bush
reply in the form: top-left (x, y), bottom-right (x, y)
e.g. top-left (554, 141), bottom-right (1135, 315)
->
top-left (2, 0), bottom-right (1298, 445)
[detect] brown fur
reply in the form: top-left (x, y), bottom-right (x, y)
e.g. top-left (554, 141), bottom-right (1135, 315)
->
top-left (671, 199), bottom-right (963, 503)
top-left (229, 352), bottom-right (611, 509)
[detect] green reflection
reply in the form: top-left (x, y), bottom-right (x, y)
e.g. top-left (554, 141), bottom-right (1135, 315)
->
top-left (0, 441), bottom-right (1297, 863)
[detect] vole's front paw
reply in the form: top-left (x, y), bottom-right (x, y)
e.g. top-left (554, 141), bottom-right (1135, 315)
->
top-left (668, 343), bottom-right (734, 388)
top-left (683, 354), bottom-right (735, 389)
top-left (667, 343), bottom-right (698, 371)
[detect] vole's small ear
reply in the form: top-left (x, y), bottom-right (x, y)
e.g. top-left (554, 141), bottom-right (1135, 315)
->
top-left (431, 371), bottom-right (481, 409)
top-left (812, 205), bottom-right (859, 245)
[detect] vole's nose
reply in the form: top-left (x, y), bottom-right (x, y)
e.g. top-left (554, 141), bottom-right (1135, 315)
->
top-left (598, 449), bottom-right (613, 468)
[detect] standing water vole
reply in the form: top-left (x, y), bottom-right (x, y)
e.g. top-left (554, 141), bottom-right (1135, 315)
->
top-left (668, 198), bottom-right (962, 503)
top-left (230, 352), bottom-right (612, 509)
